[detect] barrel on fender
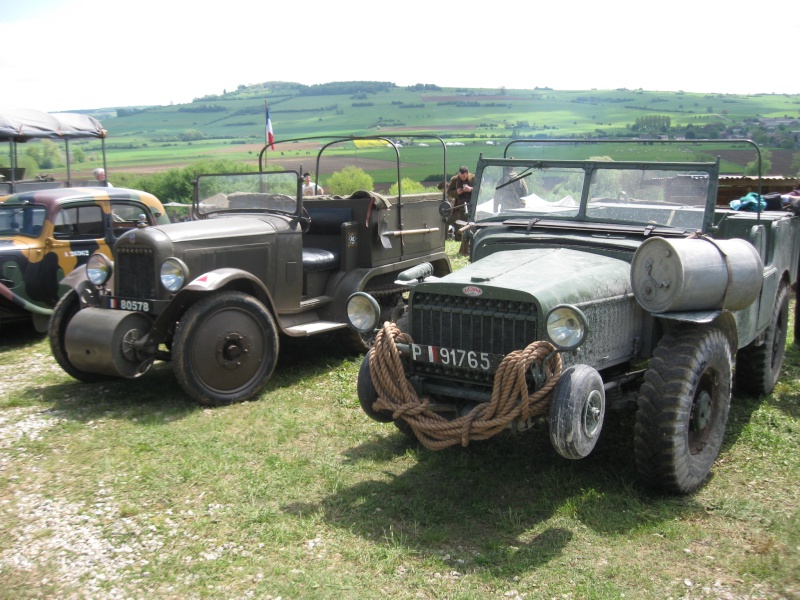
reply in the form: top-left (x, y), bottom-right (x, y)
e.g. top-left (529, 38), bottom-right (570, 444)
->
top-left (64, 308), bottom-right (154, 378)
top-left (630, 237), bottom-right (763, 313)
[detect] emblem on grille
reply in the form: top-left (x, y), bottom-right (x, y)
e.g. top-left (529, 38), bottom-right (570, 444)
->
top-left (462, 286), bottom-right (483, 297)
top-left (128, 233), bottom-right (135, 243)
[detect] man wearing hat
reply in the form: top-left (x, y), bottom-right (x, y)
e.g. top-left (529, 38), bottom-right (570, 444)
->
top-left (445, 166), bottom-right (474, 250)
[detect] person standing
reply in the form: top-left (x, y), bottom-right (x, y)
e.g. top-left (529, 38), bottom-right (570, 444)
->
top-left (93, 168), bottom-right (113, 187)
top-left (494, 166), bottom-right (528, 212)
top-left (446, 166), bottom-right (475, 256)
top-left (302, 172), bottom-right (324, 196)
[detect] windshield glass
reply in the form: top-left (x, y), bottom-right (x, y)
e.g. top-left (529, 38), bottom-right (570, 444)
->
top-left (475, 165), bottom-right (583, 221)
top-left (195, 172), bottom-right (299, 216)
top-left (586, 168), bottom-right (709, 230)
top-left (474, 163), bottom-right (711, 231)
top-left (0, 204), bottom-right (46, 237)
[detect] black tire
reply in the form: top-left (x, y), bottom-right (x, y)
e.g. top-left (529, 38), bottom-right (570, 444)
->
top-left (357, 353), bottom-right (393, 422)
top-left (735, 281), bottom-right (789, 396)
top-left (635, 326), bottom-right (732, 494)
top-left (173, 291), bottom-right (279, 406)
top-left (549, 364), bottom-right (605, 460)
top-left (48, 289), bottom-right (110, 383)
top-left (393, 418), bottom-right (418, 440)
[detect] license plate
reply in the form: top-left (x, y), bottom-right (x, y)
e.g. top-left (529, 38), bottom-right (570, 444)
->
top-left (107, 297), bottom-right (151, 312)
top-left (410, 344), bottom-right (504, 372)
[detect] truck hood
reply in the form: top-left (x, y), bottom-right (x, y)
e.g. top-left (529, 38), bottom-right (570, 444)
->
top-left (118, 216), bottom-right (280, 250)
top-left (420, 247), bottom-right (633, 310)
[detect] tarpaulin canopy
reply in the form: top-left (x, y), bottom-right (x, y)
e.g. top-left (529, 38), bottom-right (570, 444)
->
top-left (0, 109), bottom-right (106, 142)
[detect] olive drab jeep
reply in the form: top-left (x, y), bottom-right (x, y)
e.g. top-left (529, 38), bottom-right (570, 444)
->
top-left (49, 137), bottom-right (452, 406)
top-left (349, 139), bottom-right (800, 494)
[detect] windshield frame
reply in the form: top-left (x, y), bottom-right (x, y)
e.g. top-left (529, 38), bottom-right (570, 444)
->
top-left (193, 170), bottom-right (302, 218)
top-left (470, 158), bottom-right (719, 234)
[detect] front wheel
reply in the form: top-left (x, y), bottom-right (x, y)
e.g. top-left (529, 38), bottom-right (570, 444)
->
top-left (635, 326), bottom-right (732, 494)
top-left (48, 289), bottom-right (109, 383)
top-left (173, 291), bottom-right (279, 406)
top-left (549, 365), bottom-right (605, 460)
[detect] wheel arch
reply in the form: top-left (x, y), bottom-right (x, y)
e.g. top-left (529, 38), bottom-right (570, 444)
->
top-left (150, 268), bottom-right (279, 341)
top-left (654, 311), bottom-right (738, 354)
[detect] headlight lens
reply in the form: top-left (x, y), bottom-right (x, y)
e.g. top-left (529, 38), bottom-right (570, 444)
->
top-left (160, 258), bottom-right (188, 293)
top-left (86, 253), bottom-right (112, 286)
top-left (346, 292), bottom-right (381, 333)
top-left (546, 305), bottom-right (587, 349)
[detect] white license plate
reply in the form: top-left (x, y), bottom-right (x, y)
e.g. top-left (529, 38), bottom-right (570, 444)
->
top-left (410, 344), bottom-right (503, 372)
top-left (109, 298), bottom-right (151, 312)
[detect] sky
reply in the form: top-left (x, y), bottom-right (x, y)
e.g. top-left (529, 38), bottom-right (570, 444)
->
top-left (1, 0), bottom-right (798, 113)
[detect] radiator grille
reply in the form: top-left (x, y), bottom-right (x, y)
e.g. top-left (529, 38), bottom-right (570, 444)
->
top-left (410, 292), bottom-right (539, 358)
top-left (116, 246), bottom-right (156, 298)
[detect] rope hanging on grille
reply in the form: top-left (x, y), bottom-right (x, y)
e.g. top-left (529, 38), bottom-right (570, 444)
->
top-left (368, 321), bottom-right (563, 451)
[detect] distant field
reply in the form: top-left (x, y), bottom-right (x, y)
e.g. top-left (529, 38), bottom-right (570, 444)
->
top-left (8, 85), bottom-right (800, 182)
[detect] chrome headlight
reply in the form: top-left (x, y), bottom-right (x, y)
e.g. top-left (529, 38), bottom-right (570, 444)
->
top-left (160, 258), bottom-right (189, 293)
top-left (86, 253), bottom-right (112, 286)
top-left (346, 292), bottom-right (381, 333)
top-left (546, 305), bottom-right (587, 349)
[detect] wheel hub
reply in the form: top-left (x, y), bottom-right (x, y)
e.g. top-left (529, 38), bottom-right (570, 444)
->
top-left (582, 390), bottom-right (603, 436)
top-left (216, 333), bottom-right (249, 369)
top-left (692, 390), bottom-right (713, 431)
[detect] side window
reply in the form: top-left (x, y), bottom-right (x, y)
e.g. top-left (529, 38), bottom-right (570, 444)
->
top-left (53, 206), bottom-right (104, 239)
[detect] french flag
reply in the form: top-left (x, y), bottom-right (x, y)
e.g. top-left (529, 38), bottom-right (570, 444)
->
top-left (266, 104), bottom-right (275, 150)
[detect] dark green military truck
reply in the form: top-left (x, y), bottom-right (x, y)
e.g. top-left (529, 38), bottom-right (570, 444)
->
top-left (349, 140), bottom-right (799, 494)
top-left (48, 139), bottom-right (452, 406)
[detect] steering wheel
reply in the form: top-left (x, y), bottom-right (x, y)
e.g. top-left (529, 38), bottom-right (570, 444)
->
top-left (299, 206), bottom-right (311, 233)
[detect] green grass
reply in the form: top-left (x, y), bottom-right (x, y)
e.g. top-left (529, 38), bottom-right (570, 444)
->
top-left (0, 243), bottom-right (798, 598)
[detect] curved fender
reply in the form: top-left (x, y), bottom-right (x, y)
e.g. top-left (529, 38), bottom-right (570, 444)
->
top-left (655, 310), bottom-right (739, 351)
top-left (146, 268), bottom-right (277, 344)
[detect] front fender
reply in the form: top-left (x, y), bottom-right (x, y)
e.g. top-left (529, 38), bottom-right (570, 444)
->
top-left (146, 268), bottom-right (277, 344)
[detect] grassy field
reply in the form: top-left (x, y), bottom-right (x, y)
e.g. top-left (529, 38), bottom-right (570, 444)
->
top-left (0, 241), bottom-right (797, 599)
top-left (7, 85), bottom-right (799, 187)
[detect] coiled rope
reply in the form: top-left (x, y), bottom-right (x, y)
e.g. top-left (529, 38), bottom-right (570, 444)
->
top-left (368, 321), bottom-right (563, 450)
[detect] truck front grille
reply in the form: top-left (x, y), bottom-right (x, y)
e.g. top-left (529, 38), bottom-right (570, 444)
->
top-left (116, 246), bottom-right (156, 298)
top-left (410, 292), bottom-right (539, 380)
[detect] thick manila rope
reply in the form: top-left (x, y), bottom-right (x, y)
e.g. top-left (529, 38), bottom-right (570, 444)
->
top-left (368, 321), bottom-right (563, 451)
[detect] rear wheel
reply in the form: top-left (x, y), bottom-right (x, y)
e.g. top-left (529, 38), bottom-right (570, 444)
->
top-left (173, 292), bottom-right (278, 406)
top-left (48, 289), bottom-right (109, 383)
top-left (736, 281), bottom-right (789, 396)
top-left (635, 326), bottom-right (732, 494)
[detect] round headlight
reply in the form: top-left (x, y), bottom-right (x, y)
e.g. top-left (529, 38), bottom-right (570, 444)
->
top-left (346, 292), bottom-right (381, 333)
top-left (160, 258), bottom-right (188, 293)
top-left (546, 305), bottom-right (587, 349)
top-left (86, 253), bottom-right (112, 286)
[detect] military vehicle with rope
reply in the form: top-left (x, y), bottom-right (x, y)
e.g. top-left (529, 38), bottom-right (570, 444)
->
top-left (348, 139), bottom-right (799, 494)
top-left (48, 137), bottom-right (452, 406)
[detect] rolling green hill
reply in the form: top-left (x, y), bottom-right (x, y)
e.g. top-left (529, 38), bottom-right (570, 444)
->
top-left (7, 82), bottom-right (800, 184)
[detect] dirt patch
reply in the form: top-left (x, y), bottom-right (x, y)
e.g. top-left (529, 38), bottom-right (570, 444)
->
top-left (714, 149), bottom-right (798, 177)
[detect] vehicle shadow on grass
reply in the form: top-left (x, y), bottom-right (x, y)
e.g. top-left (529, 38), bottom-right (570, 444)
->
top-left (286, 408), bottom-right (713, 577)
top-left (23, 362), bottom-right (199, 423)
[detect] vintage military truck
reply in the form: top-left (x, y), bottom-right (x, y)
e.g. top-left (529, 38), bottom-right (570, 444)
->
top-left (1, 187), bottom-right (169, 332)
top-left (49, 138), bottom-right (452, 406)
top-left (349, 139), bottom-right (799, 494)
